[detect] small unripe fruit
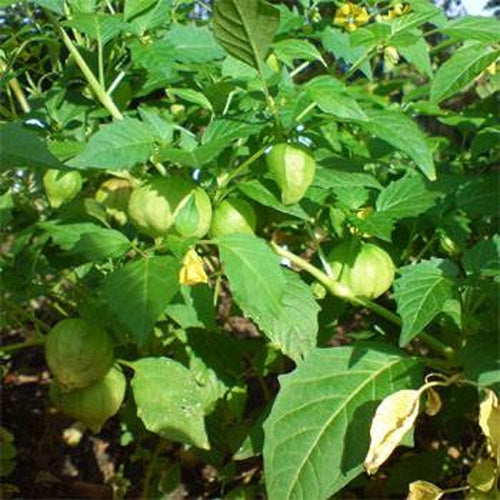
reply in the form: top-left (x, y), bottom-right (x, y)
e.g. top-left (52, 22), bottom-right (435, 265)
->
top-left (266, 144), bottom-right (316, 205)
top-left (43, 169), bottom-right (83, 208)
top-left (328, 241), bottom-right (395, 299)
top-left (174, 187), bottom-right (212, 239)
top-left (128, 177), bottom-right (212, 239)
top-left (95, 178), bottom-right (134, 226)
top-left (50, 366), bottom-right (126, 433)
top-left (210, 199), bottom-right (256, 237)
top-left (45, 318), bottom-right (114, 391)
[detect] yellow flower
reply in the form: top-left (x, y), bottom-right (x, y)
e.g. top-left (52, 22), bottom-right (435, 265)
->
top-left (486, 62), bottom-right (498, 75)
top-left (179, 249), bottom-right (208, 286)
top-left (334, 3), bottom-right (370, 32)
top-left (378, 2), bottom-right (411, 21)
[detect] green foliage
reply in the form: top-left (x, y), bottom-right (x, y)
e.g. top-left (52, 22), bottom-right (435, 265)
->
top-left (131, 357), bottom-right (209, 449)
top-left (263, 346), bottom-right (422, 499)
top-left (1, 0), bottom-right (499, 497)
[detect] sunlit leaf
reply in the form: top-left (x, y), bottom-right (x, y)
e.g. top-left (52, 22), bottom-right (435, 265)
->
top-left (132, 357), bottom-right (209, 449)
top-left (430, 43), bottom-right (500, 103)
top-left (102, 256), bottom-right (181, 344)
top-left (263, 346), bottom-right (422, 500)
top-left (213, 0), bottom-right (279, 70)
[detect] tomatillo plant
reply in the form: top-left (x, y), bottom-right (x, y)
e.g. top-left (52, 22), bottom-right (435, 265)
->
top-left (1, 0), bottom-right (499, 498)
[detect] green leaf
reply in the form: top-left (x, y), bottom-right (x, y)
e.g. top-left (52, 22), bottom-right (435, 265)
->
top-left (202, 119), bottom-right (263, 145)
top-left (102, 256), bottom-right (181, 344)
top-left (455, 174), bottom-right (498, 218)
top-left (321, 27), bottom-right (371, 78)
top-left (263, 345), bottom-right (422, 500)
top-left (124, 0), bottom-right (171, 34)
top-left (471, 127), bottom-right (500, 157)
top-left (0, 190), bottom-right (14, 228)
top-left (39, 221), bottom-right (102, 250)
top-left (376, 175), bottom-right (438, 220)
top-left (131, 357), bottom-right (209, 449)
top-left (165, 285), bottom-right (216, 330)
top-left (245, 270), bottom-right (320, 363)
top-left (463, 333), bottom-right (500, 392)
top-left (388, 9), bottom-right (441, 43)
top-left (306, 76), bottom-right (367, 121)
top-left (180, 330), bottom-right (245, 413)
top-left (273, 39), bottom-right (325, 67)
top-left (347, 212), bottom-right (395, 242)
top-left (430, 43), bottom-right (500, 103)
top-left (129, 39), bottom-right (176, 94)
top-left (313, 166), bottom-right (382, 191)
top-left (394, 259), bottom-right (459, 346)
top-left (440, 16), bottom-right (500, 43)
top-left (216, 233), bottom-right (286, 318)
top-left (168, 88), bottom-right (213, 112)
top-left (166, 24), bottom-right (225, 63)
top-left (124, 0), bottom-right (155, 20)
top-left (0, 123), bottom-right (64, 170)
top-left (70, 228), bottom-right (131, 261)
top-left (68, 118), bottom-right (155, 170)
top-left (238, 179), bottom-right (311, 221)
top-left (159, 140), bottom-right (227, 167)
top-left (66, 13), bottom-right (125, 44)
top-left (32, 0), bottom-right (64, 14)
top-left (213, 0), bottom-right (279, 70)
top-left (359, 110), bottom-right (436, 180)
top-left (462, 235), bottom-right (500, 277)
top-left (399, 37), bottom-right (432, 77)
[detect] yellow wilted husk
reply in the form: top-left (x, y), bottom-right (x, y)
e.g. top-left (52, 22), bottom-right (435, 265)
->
top-left (407, 480), bottom-right (444, 500)
top-left (364, 389), bottom-right (421, 475)
top-left (179, 249), bottom-right (208, 286)
top-left (479, 389), bottom-right (500, 459)
top-left (425, 387), bottom-right (442, 417)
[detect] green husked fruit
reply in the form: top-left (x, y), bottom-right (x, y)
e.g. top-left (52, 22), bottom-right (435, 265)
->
top-left (210, 199), bottom-right (256, 237)
top-left (45, 318), bottom-right (114, 391)
top-left (266, 143), bottom-right (316, 205)
top-left (174, 187), bottom-right (212, 239)
top-left (95, 178), bottom-right (134, 226)
top-left (43, 169), bottom-right (83, 208)
top-left (50, 366), bottom-right (126, 433)
top-left (128, 177), bottom-right (212, 239)
top-left (328, 241), bottom-right (395, 299)
top-left (128, 177), bottom-right (190, 238)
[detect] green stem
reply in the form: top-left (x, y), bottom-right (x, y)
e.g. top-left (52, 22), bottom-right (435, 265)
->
top-left (0, 338), bottom-right (45, 353)
top-left (214, 145), bottom-right (269, 204)
top-left (255, 58), bottom-right (282, 138)
top-left (97, 36), bottom-right (105, 88)
top-left (49, 14), bottom-right (123, 120)
top-left (414, 233), bottom-right (438, 262)
top-left (0, 59), bottom-right (31, 114)
top-left (142, 438), bottom-right (163, 499)
top-left (3, 301), bottom-right (51, 331)
top-left (116, 358), bottom-right (136, 370)
top-left (270, 243), bottom-right (456, 360)
top-left (271, 241), bottom-right (356, 300)
top-left (419, 332), bottom-right (456, 360)
top-left (295, 102), bottom-right (316, 124)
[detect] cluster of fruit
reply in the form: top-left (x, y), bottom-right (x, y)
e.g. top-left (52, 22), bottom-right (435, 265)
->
top-left (42, 143), bottom-right (316, 239)
top-left (45, 319), bottom-right (125, 432)
top-left (43, 144), bottom-right (395, 431)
